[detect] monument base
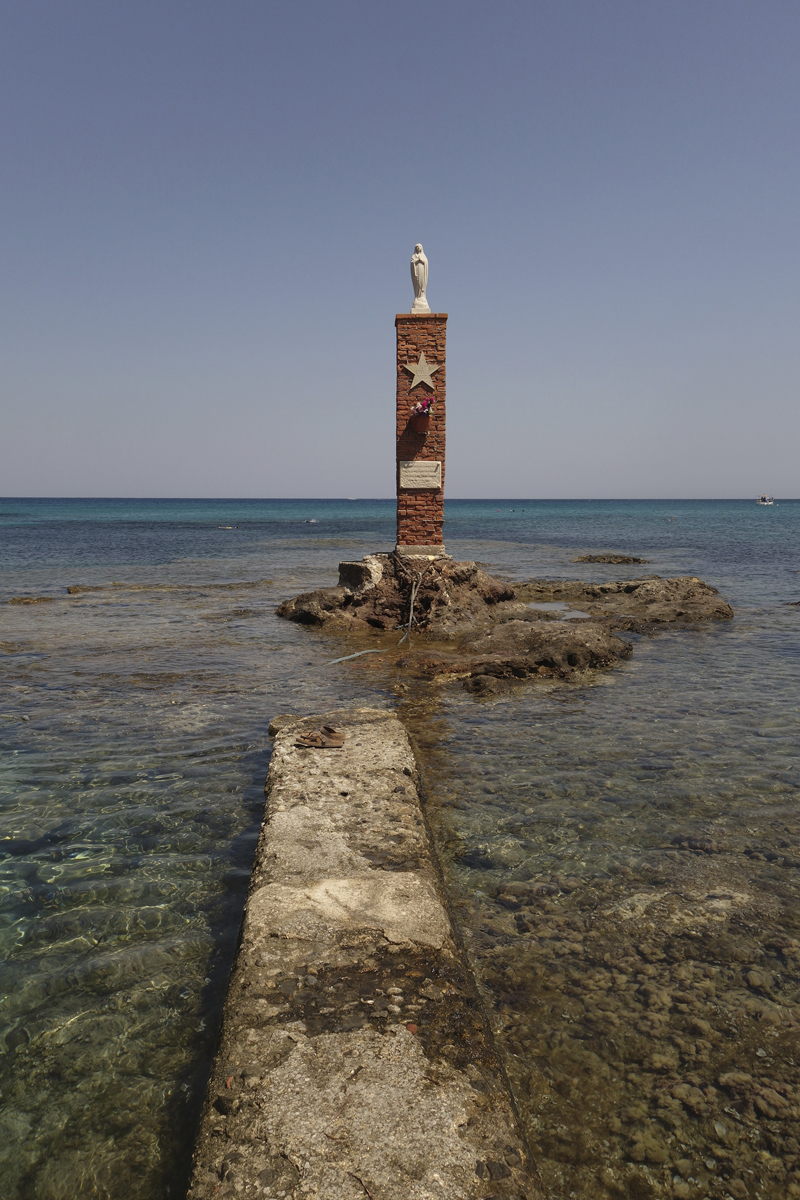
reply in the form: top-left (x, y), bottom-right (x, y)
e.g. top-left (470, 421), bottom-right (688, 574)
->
top-left (395, 544), bottom-right (448, 559)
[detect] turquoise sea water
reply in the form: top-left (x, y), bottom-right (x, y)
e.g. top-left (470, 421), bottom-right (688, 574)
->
top-left (1, 498), bottom-right (798, 1199)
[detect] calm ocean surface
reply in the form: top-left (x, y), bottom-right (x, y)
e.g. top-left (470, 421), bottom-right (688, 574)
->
top-left (1, 498), bottom-right (798, 1200)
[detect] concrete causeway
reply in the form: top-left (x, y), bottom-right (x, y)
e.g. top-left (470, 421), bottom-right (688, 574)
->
top-left (186, 707), bottom-right (541, 1200)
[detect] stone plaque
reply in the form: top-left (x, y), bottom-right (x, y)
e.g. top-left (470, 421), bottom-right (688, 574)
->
top-left (399, 460), bottom-right (442, 490)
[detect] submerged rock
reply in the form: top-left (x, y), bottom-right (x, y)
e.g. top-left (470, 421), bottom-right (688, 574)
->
top-left (410, 619), bottom-right (633, 688)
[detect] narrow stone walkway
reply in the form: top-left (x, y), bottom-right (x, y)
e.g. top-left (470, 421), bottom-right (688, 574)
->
top-left (186, 707), bottom-right (541, 1200)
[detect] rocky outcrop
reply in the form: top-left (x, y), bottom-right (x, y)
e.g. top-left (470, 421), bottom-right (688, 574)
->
top-left (516, 574), bottom-right (734, 631)
top-left (276, 556), bottom-right (734, 692)
top-left (277, 553), bottom-right (514, 637)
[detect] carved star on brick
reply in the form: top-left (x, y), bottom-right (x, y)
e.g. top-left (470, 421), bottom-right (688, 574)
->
top-left (404, 351), bottom-right (439, 390)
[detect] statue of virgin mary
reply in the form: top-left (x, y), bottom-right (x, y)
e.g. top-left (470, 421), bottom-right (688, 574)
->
top-left (410, 244), bottom-right (430, 313)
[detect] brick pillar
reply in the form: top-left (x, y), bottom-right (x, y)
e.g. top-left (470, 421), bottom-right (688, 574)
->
top-left (395, 313), bottom-right (447, 555)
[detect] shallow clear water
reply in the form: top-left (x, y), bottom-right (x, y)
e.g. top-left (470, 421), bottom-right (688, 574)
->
top-left (1, 498), bottom-right (798, 1199)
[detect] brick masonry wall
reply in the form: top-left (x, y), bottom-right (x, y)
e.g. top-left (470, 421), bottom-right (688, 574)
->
top-left (395, 313), bottom-right (447, 547)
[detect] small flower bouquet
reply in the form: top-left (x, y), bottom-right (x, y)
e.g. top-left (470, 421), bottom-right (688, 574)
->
top-left (409, 395), bottom-right (433, 432)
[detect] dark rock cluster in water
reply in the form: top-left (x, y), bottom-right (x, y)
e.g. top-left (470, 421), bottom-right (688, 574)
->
top-left (277, 554), bottom-right (733, 692)
top-left (574, 554), bottom-right (651, 564)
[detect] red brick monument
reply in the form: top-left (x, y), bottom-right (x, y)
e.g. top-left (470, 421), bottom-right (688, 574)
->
top-left (395, 244), bottom-right (447, 557)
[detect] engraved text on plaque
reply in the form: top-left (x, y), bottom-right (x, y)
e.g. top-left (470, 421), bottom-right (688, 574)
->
top-left (399, 460), bottom-right (442, 490)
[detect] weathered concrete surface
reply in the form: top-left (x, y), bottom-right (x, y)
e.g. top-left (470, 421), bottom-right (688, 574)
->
top-left (186, 709), bottom-right (541, 1200)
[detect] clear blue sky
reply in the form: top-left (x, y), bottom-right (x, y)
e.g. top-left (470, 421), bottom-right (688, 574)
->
top-left (1, 1), bottom-right (798, 498)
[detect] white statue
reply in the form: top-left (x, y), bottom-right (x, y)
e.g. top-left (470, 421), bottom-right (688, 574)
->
top-left (410, 244), bottom-right (430, 313)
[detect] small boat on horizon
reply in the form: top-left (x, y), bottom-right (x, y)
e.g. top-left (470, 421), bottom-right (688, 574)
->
top-left (756, 495), bottom-right (774, 505)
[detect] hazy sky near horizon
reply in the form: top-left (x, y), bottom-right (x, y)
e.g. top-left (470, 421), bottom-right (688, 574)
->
top-left (1, 1), bottom-right (799, 499)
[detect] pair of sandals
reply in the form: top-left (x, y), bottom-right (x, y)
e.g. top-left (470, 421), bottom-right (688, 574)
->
top-left (294, 724), bottom-right (345, 749)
